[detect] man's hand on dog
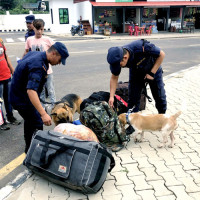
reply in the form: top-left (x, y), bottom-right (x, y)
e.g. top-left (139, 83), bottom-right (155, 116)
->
top-left (41, 113), bottom-right (52, 126)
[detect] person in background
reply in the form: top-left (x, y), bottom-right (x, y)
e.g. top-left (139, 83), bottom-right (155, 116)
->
top-left (25, 15), bottom-right (35, 41)
top-left (10, 42), bottom-right (69, 153)
top-left (23, 19), bottom-right (56, 110)
top-left (0, 38), bottom-right (21, 130)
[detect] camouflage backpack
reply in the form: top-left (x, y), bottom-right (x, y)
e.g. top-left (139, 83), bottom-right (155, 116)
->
top-left (80, 101), bottom-right (130, 152)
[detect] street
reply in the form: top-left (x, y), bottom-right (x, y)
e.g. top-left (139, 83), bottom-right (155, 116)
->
top-left (0, 32), bottom-right (200, 189)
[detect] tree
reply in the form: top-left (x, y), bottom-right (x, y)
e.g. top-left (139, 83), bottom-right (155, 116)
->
top-left (1, 0), bottom-right (16, 10)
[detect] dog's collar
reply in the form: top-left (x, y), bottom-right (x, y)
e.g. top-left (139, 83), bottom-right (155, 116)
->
top-left (126, 106), bottom-right (135, 124)
top-left (126, 112), bottom-right (130, 124)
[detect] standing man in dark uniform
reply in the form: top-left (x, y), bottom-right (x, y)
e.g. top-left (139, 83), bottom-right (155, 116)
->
top-left (25, 15), bottom-right (35, 41)
top-left (10, 42), bottom-right (69, 153)
top-left (107, 39), bottom-right (167, 114)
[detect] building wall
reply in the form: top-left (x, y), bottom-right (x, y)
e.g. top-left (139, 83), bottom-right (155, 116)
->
top-left (49, 0), bottom-right (74, 34)
top-left (49, 0), bottom-right (92, 34)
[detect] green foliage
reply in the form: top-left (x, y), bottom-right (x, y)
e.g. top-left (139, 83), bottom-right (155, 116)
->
top-left (1, 0), bottom-right (16, 10)
top-left (33, 10), bottom-right (49, 14)
top-left (9, 8), bottom-right (29, 14)
top-left (0, 10), bottom-right (6, 15)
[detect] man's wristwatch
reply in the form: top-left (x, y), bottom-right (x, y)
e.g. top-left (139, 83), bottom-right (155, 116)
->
top-left (148, 71), bottom-right (155, 78)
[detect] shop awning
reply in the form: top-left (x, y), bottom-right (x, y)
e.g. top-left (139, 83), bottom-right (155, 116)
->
top-left (90, 1), bottom-right (200, 7)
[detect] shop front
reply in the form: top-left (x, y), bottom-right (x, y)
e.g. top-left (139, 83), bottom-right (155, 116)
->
top-left (91, 1), bottom-right (200, 35)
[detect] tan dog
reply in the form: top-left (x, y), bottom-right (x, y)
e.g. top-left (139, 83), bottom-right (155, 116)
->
top-left (51, 94), bottom-right (82, 126)
top-left (118, 111), bottom-right (181, 148)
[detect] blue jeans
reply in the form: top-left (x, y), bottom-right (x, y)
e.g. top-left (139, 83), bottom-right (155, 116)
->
top-left (0, 78), bottom-right (14, 120)
top-left (40, 73), bottom-right (56, 106)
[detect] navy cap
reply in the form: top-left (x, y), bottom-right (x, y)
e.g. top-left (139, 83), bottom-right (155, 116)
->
top-left (53, 42), bottom-right (69, 65)
top-left (107, 46), bottom-right (123, 76)
top-left (25, 15), bottom-right (35, 23)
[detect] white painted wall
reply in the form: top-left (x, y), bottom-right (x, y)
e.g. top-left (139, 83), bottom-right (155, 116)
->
top-left (49, 0), bottom-right (74, 34)
top-left (0, 12), bottom-right (51, 32)
top-left (75, 1), bottom-right (92, 25)
top-left (49, 0), bottom-right (92, 34)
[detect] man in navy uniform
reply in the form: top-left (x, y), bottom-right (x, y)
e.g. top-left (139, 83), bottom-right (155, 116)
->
top-left (10, 42), bottom-right (69, 153)
top-left (25, 15), bottom-right (35, 41)
top-left (107, 39), bottom-right (167, 114)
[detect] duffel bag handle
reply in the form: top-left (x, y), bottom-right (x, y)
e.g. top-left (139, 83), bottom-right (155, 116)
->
top-left (99, 145), bottom-right (115, 172)
top-left (40, 139), bottom-right (66, 168)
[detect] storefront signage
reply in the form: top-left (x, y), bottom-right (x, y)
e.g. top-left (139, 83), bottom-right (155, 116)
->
top-left (116, 0), bottom-right (133, 2)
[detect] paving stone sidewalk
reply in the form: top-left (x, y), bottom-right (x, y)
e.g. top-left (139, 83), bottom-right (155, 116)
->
top-left (1, 65), bottom-right (200, 200)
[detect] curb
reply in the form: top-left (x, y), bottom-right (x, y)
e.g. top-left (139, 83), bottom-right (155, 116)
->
top-left (0, 170), bottom-right (32, 200)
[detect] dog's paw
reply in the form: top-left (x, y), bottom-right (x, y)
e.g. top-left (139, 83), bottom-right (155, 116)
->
top-left (138, 139), bottom-right (143, 143)
top-left (157, 144), bottom-right (163, 148)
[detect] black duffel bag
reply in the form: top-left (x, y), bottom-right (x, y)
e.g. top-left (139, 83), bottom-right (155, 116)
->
top-left (23, 130), bottom-right (115, 194)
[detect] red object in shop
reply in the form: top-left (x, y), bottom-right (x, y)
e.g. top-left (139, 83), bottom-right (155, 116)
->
top-left (139, 27), bottom-right (145, 35)
top-left (134, 26), bottom-right (141, 36)
top-left (128, 26), bottom-right (134, 36)
top-left (146, 26), bottom-right (152, 35)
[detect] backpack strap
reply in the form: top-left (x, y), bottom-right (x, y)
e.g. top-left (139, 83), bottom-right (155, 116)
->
top-left (0, 38), bottom-right (8, 63)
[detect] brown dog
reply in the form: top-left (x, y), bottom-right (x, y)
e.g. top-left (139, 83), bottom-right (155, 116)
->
top-left (51, 94), bottom-right (82, 126)
top-left (118, 111), bottom-right (181, 148)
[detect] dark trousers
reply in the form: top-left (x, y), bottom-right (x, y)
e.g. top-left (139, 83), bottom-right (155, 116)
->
top-left (0, 78), bottom-right (14, 120)
top-left (13, 105), bottom-right (43, 153)
top-left (128, 67), bottom-right (167, 114)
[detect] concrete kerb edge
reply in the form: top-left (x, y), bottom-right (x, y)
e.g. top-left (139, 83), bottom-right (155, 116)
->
top-left (163, 64), bottom-right (200, 82)
top-left (0, 64), bottom-right (199, 200)
top-left (0, 170), bottom-right (33, 200)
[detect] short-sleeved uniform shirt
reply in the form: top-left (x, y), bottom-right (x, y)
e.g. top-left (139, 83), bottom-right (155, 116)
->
top-left (25, 36), bottom-right (54, 74)
top-left (0, 41), bottom-right (11, 81)
top-left (116, 40), bottom-right (161, 76)
top-left (10, 51), bottom-right (48, 107)
top-left (25, 30), bottom-right (35, 41)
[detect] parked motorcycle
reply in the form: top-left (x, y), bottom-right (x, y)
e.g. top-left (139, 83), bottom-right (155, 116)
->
top-left (70, 24), bottom-right (84, 36)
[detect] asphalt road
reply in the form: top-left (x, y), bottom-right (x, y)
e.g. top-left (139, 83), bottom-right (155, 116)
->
top-left (0, 32), bottom-right (200, 189)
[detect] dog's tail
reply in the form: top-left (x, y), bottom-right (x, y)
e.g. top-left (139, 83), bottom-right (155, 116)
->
top-left (172, 111), bottom-right (182, 119)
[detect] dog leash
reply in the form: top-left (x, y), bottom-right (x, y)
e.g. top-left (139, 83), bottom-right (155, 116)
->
top-left (126, 106), bottom-right (135, 124)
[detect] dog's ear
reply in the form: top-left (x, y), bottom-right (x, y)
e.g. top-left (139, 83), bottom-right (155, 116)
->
top-left (63, 103), bottom-right (69, 110)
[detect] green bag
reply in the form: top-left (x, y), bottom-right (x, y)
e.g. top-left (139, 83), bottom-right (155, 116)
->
top-left (80, 101), bottom-right (129, 152)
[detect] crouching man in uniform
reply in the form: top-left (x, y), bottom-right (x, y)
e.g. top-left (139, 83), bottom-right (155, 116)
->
top-left (107, 39), bottom-right (167, 114)
top-left (10, 42), bottom-right (69, 153)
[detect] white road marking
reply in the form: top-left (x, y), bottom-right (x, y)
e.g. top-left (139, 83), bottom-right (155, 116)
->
top-left (188, 44), bottom-right (200, 47)
top-left (70, 51), bottom-right (94, 54)
top-left (6, 38), bottom-right (14, 43)
top-left (18, 38), bottom-right (25, 42)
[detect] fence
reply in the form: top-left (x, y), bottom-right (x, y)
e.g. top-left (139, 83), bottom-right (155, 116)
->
top-left (0, 11), bottom-right (51, 32)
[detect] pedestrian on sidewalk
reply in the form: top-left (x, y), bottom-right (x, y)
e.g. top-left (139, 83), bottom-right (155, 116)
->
top-left (107, 39), bottom-right (167, 114)
top-left (0, 38), bottom-right (21, 130)
top-left (10, 42), bottom-right (69, 153)
top-left (25, 15), bottom-right (35, 41)
top-left (23, 19), bottom-right (56, 110)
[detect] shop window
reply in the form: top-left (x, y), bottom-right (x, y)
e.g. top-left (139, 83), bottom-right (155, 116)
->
top-left (59, 8), bottom-right (69, 24)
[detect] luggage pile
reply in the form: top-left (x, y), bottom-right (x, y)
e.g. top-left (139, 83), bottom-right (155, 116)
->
top-left (24, 82), bottom-right (146, 193)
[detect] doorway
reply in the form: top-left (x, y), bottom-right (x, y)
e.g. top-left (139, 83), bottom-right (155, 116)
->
top-left (157, 8), bottom-right (168, 31)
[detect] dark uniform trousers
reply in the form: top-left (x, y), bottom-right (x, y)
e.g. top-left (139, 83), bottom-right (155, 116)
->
top-left (128, 67), bottom-right (167, 114)
top-left (14, 105), bottom-right (43, 153)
